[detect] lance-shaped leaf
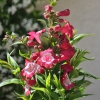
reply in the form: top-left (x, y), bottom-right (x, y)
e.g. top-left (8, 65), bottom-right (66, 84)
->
top-left (0, 78), bottom-right (22, 88)
top-left (15, 92), bottom-right (28, 100)
top-left (75, 76), bottom-right (92, 88)
top-left (69, 69), bottom-right (79, 79)
top-left (36, 74), bottom-right (45, 86)
top-left (0, 60), bottom-right (12, 69)
top-left (79, 70), bottom-right (100, 80)
top-left (7, 52), bottom-right (20, 74)
top-left (38, 19), bottom-right (47, 28)
top-left (70, 49), bottom-right (92, 67)
top-left (69, 92), bottom-right (93, 100)
top-left (46, 73), bottom-right (51, 89)
top-left (11, 41), bottom-right (23, 46)
top-left (19, 50), bottom-right (30, 59)
top-left (70, 34), bottom-right (92, 45)
top-left (31, 87), bottom-right (51, 100)
top-left (40, 35), bottom-right (50, 48)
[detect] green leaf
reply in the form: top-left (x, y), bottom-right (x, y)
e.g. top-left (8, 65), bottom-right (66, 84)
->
top-left (46, 73), bottom-right (51, 88)
top-left (31, 87), bottom-right (51, 100)
top-left (7, 52), bottom-right (20, 74)
top-left (0, 78), bottom-right (22, 88)
top-left (11, 67), bottom-right (20, 74)
top-left (36, 74), bottom-right (45, 86)
top-left (19, 50), bottom-right (30, 59)
top-left (50, 0), bottom-right (57, 6)
top-left (69, 69), bottom-right (79, 79)
top-left (50, 92), bottom-right (59, 100)
top-left (70, 34), bottom-right (92, 45)
top-left (15, 92), bottom-right (28, 100)
top-left (74, 76), bottom-right (92, 89)
top-left (79, 70), bottom-right (100, 80)
top-left (70, 49), bottom-right (91, 67)
top-left (0, 59), bottom-right (12, 69)
top-left (11, 32), bottom-right (17, 40)
top-left (11, 41), bottom-right (23, 46)
top-left (81, 80), bottom-right (92, 87)
top-left (39, 35), bottom-right (50, 48)
top-left (53, 74), bottom-right (59, 87)
top-left (52, 74), bottom-right (61, 88)
top-left (38, 19), bottom-right (47, 28)
top-left (69, 92), bottom-right (93, 100)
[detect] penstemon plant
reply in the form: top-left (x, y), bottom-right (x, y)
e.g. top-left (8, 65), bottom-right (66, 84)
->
top-left (0, 0), bottom-right (99, 100)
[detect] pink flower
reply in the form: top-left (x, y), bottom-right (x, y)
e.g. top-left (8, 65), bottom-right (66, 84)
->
top-left (24, 84), bottom-right (31, 96)
top-left (45, 5), bottom-right (52, 12)
top-left (27, 40), bottom-right (34, 47)
top-left (43, 13), bottom-right (50, 19)
top-left (30, 52), bottom-right (40, 61)
top-left (61, 22), bottom-right (74, 38)
top-left (27, 79), bottom-right (36, 86)
top-left (60, 72), bottom-right (74, 90)
top-left (23, 62), bottom-right (44, 78)
top-left (56, 9), bottom-right (70, 16)
top-left (28, 29), bottom-right (45, 44)
top-left (53, 25), bottom-right (61, 32)
top-left (37, 49), bottom-right (55, 69)
top-left (59, 19), bottom-right (67, 23)
top-left (59, 35), bottom-right (71, 49)
top-left (61, 62), bottom-right (73, 73)
top-left (60, 48), bottom-right (74, 62)
top-left (25, 59), bottom-right (32, 66)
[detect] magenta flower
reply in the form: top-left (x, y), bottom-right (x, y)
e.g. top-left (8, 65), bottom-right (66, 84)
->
top-left (37, 49), bottom-right (55, 69)
top-left (61, 22), bottom-right (74, 38)
top-left (28, 29), bottom-right (45, 44)
top-left (60, 48), bottom-right (75, 62)
top-left (23, 62), bottom-right (44, 78)
top-left (43, 13), bottom-right (50, 19)
top-left (45, 5), bottom-right (52, 12)
top-left (53, 25), bottom-right (61, 32)
top-left (27, 40), bottom-right (34, 47)
top-left (61, 62), bottom-right (73, 73)
top-left (30, 52), bottom-right (40, 61)
top-left (60, 72), bottom-right (74, 90)
top-left (24, 84), bottom-right (31, 96)
top-left (56, 9), bottom-right (70, 16)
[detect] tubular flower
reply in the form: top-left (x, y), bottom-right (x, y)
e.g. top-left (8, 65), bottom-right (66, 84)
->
top-left (22, 62), bottom-right (44, 78)
top-left (61, 62), bottom-right (73, 73)
top-left (59, 47), bottom-right (75, 62)
top-left (30, 52), bottom-right (40, 61)
top-left (28, 29), bottom-right (46, 44)
top-left (53, 25), bottom-right (61, 32)
top-left (45, 5), bottom-right (52, 12)
top-left (56, 9), bottom-right (70, 16)
top-left (43, 13), bottom-right (50, 19)
top-left (61, 22), bottom-right (74, 38)
top-left (60, 72), bottom-right (74, 90)
top-left (37, 49), bottom-right (55, 69)
top-left (24, 84), bottom-right (31, 96)
top-left (27, 40), bottom-right (34, 47)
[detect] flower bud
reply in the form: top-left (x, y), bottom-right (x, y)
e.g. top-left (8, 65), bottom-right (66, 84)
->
top-left (43, 13), bottom-right (50, 19)
top-left (56, 9), bottom-right (70, 16)
top-left (45, 5), bottom-right (52, 12)
top-left (53, 25), bottom-right (61, 32)
top-left (59, 18), bottom-right (67, 23)
top-left (27, 40), bottom-right (34, 47)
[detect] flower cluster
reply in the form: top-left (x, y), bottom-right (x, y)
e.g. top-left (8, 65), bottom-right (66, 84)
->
top-left (0, 1), bottom-right (98, 100)
top-left (20, 4), bottom-right (76, 95)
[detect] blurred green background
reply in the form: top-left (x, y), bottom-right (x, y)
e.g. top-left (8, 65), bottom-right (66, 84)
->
top-left (0, 0), bottom-right (44, 99)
